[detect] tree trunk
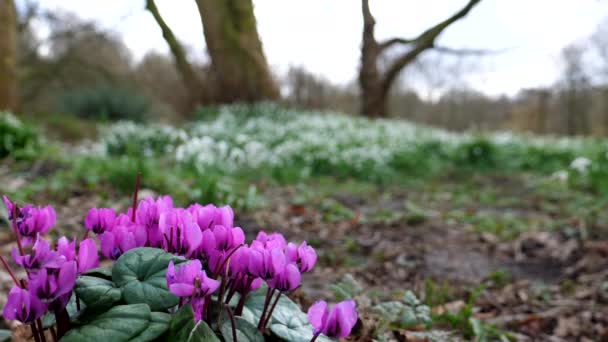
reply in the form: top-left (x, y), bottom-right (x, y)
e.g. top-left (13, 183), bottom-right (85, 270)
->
top-left (358, 0), bottom-right (481, 118)
top-left (0, 0), bottom-right (18, 111)
top-left (195, 0), bottom-right (279, 103)
top-left (146, 0), bottom-right (207, 108)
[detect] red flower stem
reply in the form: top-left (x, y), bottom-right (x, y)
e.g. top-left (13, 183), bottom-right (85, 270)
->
top-left (49, 326), bottom-right (58, 342)
top-left (36, 318), bottom-right (47, 342)
top-left (0, 254), bottom-right (20, 286)
top-left (234, 278), bottom-right (253, 316)
top-left (81, 230), bottom-right (89, 241)
top-left (131, 172), bottom-right (141, 222)
top-left (258, 287), bottom-right (275, 330)
top-left (11, 205), bottom-right (26, 258)
top-left (30, 323), bottom-right (41, 342)
top-left (216, 276), bottom-right (228, 328)
top-left (224, 304), bottom-right (238, 342)
top-left (310, 331), bottom-right (321, 342)
top-left (213, 244), bottom-right (244, 278)
top-left (263, 292), bottom-right (282, 330)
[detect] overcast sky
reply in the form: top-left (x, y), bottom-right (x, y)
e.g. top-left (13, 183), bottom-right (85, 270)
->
top-left (27, 0), bottom-right (608, 97)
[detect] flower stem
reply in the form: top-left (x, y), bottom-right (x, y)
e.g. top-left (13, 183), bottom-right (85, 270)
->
top-left (30, 323), bottom-right (41, 342)
top-left (216, 275), bottom-right (228, 328)
top-left (262, 292), bottom-right (281, 330)
top-left (11, 205), bottom-right (26, 258)
top-left (213, 244), bottom-right (244, 278)
top-left (310, 331), bottom-right (321, 342)
top-left (224, 304), bottom-right (238, 342)
top-left (49, 326), bottom-right (57, 342)
top-left (36, 318), bottom-right (47, 342)
top-left (258, 287), bottom-right (275, 330)
top-left (131, 172), bottom-right (141, 222)
top-left (54, 307), bottom-right (70, 338)
top-left (0, 254), bottom-right (19, 286)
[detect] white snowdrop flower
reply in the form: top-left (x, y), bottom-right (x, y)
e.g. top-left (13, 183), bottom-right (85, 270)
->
top-left (570, 157), bottom-right (591, 173)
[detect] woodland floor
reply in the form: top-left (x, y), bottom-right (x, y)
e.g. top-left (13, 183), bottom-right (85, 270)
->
top-left (1, 171), bottom-right (607, 341)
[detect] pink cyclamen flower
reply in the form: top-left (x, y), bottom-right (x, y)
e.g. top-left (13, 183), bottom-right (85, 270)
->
top-left (84, 208), bottom-right (116, 234)
top-left (29, 261), bottom-right (77, 309)
top-left (188, 204), bottom-right (234, 230)
top-left (12, 236), bottom-right (65, 273)
top-left (2, 286), bottom-right (47, 323)
top-left (247, 246), bottom-right (275, 279)
top-left (100, 221), bottom-right (146, 260)
top-left (253, 231), bottom-right (287, 250)
top-left (159, 209), bottom-right (202, 257)
top-left (166, 260), bottom-right (220, 298)
top-left (308, 300), bottom-right (358, 339)
top-left (135, 196), bottom-right (173, 247)
top-left (286, 241), bottom-right (317, 273)
top-left (269, 263), bottom-right (301, 292)
top-left (56, 237), bottom-right (98, 273)
top-left (3, 196), bottom-right (56, 244)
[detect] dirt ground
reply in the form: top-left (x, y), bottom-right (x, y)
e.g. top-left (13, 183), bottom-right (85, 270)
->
top-left (1, 173), bottom-right (607, 341)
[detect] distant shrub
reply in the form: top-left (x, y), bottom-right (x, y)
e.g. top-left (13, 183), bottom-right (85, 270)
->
top-left (59, 85), bottom-right (150, 122)
top-left (453, 138), bottom-right (497, 168)
top-left (0, 112), bottom-right (39, 159)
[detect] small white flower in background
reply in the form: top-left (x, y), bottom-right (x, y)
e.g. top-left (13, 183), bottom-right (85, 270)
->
top-left (551, 170), bottom-right (569, 182)
top-left (570, 157), bottom-right (591, 173)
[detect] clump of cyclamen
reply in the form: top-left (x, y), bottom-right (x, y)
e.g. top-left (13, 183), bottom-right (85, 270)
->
top-left (3, 194), bottom-right (358, 341)
top-left (2, 196), bottom-right (99, 330)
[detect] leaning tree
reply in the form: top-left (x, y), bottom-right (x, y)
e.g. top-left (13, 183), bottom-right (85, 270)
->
top-left (0, 0), bottom-right (18, 111)
top-left (146, 0), bottom-right (279, 106)
top-left (359, 0), bottom-right (482, 117)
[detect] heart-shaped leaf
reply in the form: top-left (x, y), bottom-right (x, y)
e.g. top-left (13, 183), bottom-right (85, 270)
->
top-left (74, 276), bottom-right (122, 311)
top-left (220, 316), bottom-right (264, 342)
top-left (168, 304), bottom-right (221, 342)
top-left (0, 329), bottom-right (11, 342)
top-left (83, 266), bottom-right (113, 280)
top-left (60, 304), bottom-right (151, 342)
top-left (112, 247), bottom-right (185, 311)
top-left (188, 320), bottom-right (221, 342)
top-left (129, 311), bottom-right (171, 342)
top-left (168, 304), bottom-right (196, 342)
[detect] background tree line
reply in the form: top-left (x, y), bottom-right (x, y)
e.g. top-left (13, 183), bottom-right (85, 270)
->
top-left (1, 0), bottom-right (607, 136)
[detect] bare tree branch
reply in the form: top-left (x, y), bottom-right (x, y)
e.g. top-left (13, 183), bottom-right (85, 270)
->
top-left (433, 45), bottom-right (506, 56)
top-left (382, 0), bottom-right (482, 91)
top-left (378, 37), bottom-right (417, 51)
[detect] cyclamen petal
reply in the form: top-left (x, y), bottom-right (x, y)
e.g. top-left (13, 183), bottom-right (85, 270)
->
top-left (307, 299), bottom-right (358, 338)
top-left (2, 286), bottom-right (46, 323)
top-left (78, 238), bottom-right (100, 273)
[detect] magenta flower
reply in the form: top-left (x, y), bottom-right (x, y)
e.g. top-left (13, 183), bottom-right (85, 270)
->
top-left (57, 236), bottom-right (76, 261)
top-left (12, 236), bottom-right (65, 273)
top-left (253, 231), bottom-right (286, 250)
top-left (135, 196), bottom-right (173, 247)
top-left (29, 261), bottom-right (77, 309)
top-left (308, 300), bottom-right (358, 339)
top-left (84, 208), bottom-right (116, 234)
top-left (3, 196), bottom-right (56, 243)
top-left (269, 263), bottom-right (301, 292)
top-left (286, 241), bottom-right (317, 273)
top-left (188, 204), bottom-right (234, 230)
top-left (77, 238), bottom-right (100, 273)
top-left (100, 223), bottom-right (146, 260)
top-left (247, 246), bottom-right (275, 279)
top-left (2, 286), bottom-right (47, 323)
top-left (166, 260), bottom-right (220, 298)
top-left (159, 209), bottom-right (202, 257)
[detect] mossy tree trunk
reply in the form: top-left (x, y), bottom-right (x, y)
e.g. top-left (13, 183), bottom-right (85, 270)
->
top-left (0, 0), bottom-right (18, 111)
top-left (359, 0), bottom-right (481, 118)
top-left (195, 0), bottom-right (279, 103)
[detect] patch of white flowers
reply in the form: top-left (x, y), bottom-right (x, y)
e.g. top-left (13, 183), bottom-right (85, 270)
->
top-left (91, 104), bottom-right (608, 178)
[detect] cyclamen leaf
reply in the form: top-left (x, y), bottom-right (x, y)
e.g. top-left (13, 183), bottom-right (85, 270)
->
top-left (112, 247), bottom-right (185, 311)
top-left (129, 312), bottom-right (171, 342)
top-left (74, 276), bottom-right (121, 311)
top-left (220, 316), bottom-right (264, 342)
top-left (0, 329), bottom-right (10, 342)
top-left (60, 304), bottom-right (151, 342)
top-left (83, 266), bottom-right (113, 280)
top-left (188, 320), bottom-right (221, 342)
top-left (168, 304), bottom-right (196, 342)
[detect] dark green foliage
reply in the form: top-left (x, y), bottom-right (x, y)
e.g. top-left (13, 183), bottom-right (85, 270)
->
top-left (0, 112), bottom-right (39, 159)
top-left (59, 85), bottom-right (150, 122)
